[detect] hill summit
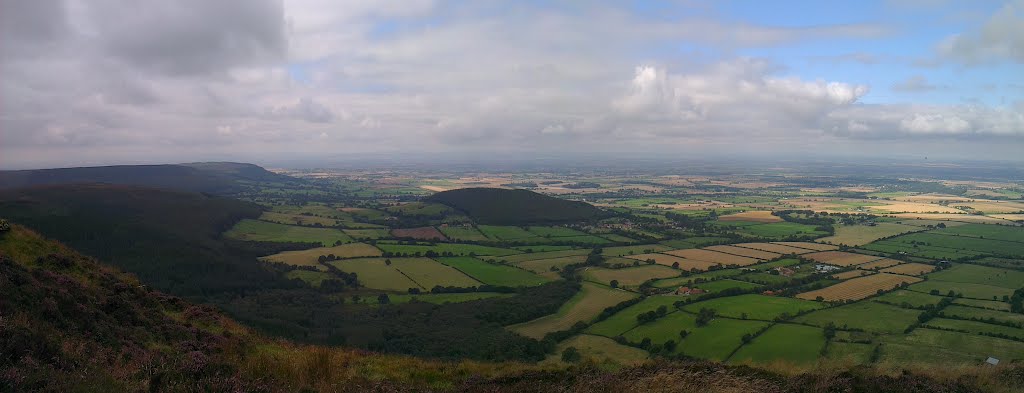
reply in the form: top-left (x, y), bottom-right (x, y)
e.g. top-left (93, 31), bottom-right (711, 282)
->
top-left (426, 187), bottom-right (606, 225)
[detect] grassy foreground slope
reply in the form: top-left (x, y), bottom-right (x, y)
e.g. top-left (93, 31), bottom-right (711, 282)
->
top-left (3, 226), bottom-right (1024, 392)
top-left (426, 187), bottom-right (606, 225)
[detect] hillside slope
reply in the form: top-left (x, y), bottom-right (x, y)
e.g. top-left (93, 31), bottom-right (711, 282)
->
top-left (0, 162), bottom-right (296, 194)
top-left (426, 188), bottom-right (606, 225)
top-left (2, 225), bottom-right (1021, 392)
top-left (0, 184), bottom-right (299, 297)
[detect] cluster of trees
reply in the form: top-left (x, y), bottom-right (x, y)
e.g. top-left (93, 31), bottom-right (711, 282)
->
top-left (636, 305), bottom-right (669, 324)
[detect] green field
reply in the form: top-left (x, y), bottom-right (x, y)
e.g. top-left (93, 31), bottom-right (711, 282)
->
top-left (225, 219), bottom-right (352, 246)
top-left (502, 249), bottom-right (591, 264)
top-left (600, 234), bottom-right (638, 243)
top-left (651, 269), bottom-right (745, 288)
top-left (726, 222), bottom-right (829, 239)
top-left (658, 237), bottom-right (732, 249)
top-left (509, 282), bottom-right (639, 339)
top-left (584, 265), bottom-right (679, 286)
top-left (930, 223), bottom-right (1024, 243)
top-left (624, 312), bottom-right (769, 360)
top-left (382, 292), bottom-right (514, 305)
top-left (516, 255), bottom-right (588, 274)
top-left (794, 302), bottom-right (920, 333)
top-left (376, 242), bottom-right (521, 257)
top-left (271, 204), bottom-right (349, 219)
top-left (736, 272), bottom-right (793, 285)
top-left (730, 324), bottom-right (826, 365)
top-left (749, 258), bottom-right (802, 271)
top-left (512, 245), bottom-right (575, 252)
top-left (328, 258), bottom-right (419, 291)
top-left (909, 281), bottom-right (1015, 300)
top-left (437, 257), bottom-right (550, 287)
top-left (526, 226), bottom-right (588, 237)
top-left (953, 297), bottom-right (1012, 311)
top-left (586, 296), bottom-right (684, 337)
top-left (826, 342), bottom-right (875, 363)
top-left (880, 328), bottom-right (1024, 364)
top-left (259, 211), bottom-right (341, 227)
top-left (682, 295), bottom-right (823, 321)
top-left (926, 263), bottom-right (1024, 290)
top-left (872, 290), bottom-right (946, 308)
top-left (385, 202), bottom-right (452, 216)
top-left (923, 318), bottom-right (1024, 340)
top-left (938, 305), bottom-right (1024, 326)
top-left (692, 279), bottom-right (762, 293)
top-left (438, 226), bottom-right (491, 241)
top-left (863, 239), bottom-right (987, 260)
top-left (601, 244), bottom-right (673, 257)
top-left (387, 258), bottom-right (482, 289)
top-left (478, 225), bottom-right (540, 241)
top-left (342, 228), bottom-right (391, 240)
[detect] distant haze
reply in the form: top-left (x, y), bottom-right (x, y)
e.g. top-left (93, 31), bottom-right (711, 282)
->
top-left (2, 0), bottom-right (1022, 169)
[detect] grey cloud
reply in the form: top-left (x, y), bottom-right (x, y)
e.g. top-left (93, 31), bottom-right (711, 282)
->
top-left (938, 1), bottom-right (1024, 64)
top-left (89, 0), bottom-right (287, 76)
top-left (266, 97), bottom-right (334, 123)
top-left (891, 75), bottom-right (944, 92)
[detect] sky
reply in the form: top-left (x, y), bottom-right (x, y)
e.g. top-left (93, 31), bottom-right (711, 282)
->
top-left (1, 0), bottom-right (1022, 169)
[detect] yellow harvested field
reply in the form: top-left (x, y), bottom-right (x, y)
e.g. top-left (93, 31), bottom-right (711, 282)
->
top-left (509, 282), bottom-right (638, 339)
top-left (625, 253), bottom-right (721, 271)
top-left (260, 243), bottom-right (383, 270)
top-left (832, 270), bottom-right (875, 280)
top-left (857, 258), bottom-right (903, 270)
top-left (803, 251), bottom-right (882, 267)
top-left (772, 242), bottom-right (838, 251)
top-left (419, 185), bottom-right (450, 192)
top-left (816, 222), bottom-right (921, 246)
top-left (886, 213), bottom-right (1012, 224)
top-left (867, 202), bottom-right (964, 214)
top-left (881, 263), bottom-right (935, 276)
top-left (704, 245), bottom-right (780, 260)
top-left (734, 242), bottom-right (817, 255)
top-left (991, 214), bottom-right (1024, 221)
top-left (898, 194), bottom-right (971, 203)
top-left (952, 201), bottom-right (1024, 214)
top-left (664, 249), bottom-right (760, 266)
top-left (796, 273), bottom-right (923, 301)
top-left (543, 334), bottom-right (649, 366)
top-left (717, 210), bottom-right (783, 223)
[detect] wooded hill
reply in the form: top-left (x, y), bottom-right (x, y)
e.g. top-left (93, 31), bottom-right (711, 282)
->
top-left (0, 162), bottom-right (296, 194)
top-left (426, 187), bottom-right (607, 225)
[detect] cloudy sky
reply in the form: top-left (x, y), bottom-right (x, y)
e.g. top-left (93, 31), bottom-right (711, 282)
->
top-left (1, 0), bottom-right (1022, 169)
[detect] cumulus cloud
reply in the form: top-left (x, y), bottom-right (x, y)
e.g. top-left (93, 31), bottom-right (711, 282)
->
top-left (0, 0), bottom-right (1021, 168)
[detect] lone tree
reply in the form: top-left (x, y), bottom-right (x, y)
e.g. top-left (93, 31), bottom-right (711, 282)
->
top-left (610, 280), bottom-right (619, 288)
top-left (561, 347), bottom-right (581, 363)
top-left (377, 293), bottom-right (390, 305)
top-left (0, 219), bottom-right (9, 233)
